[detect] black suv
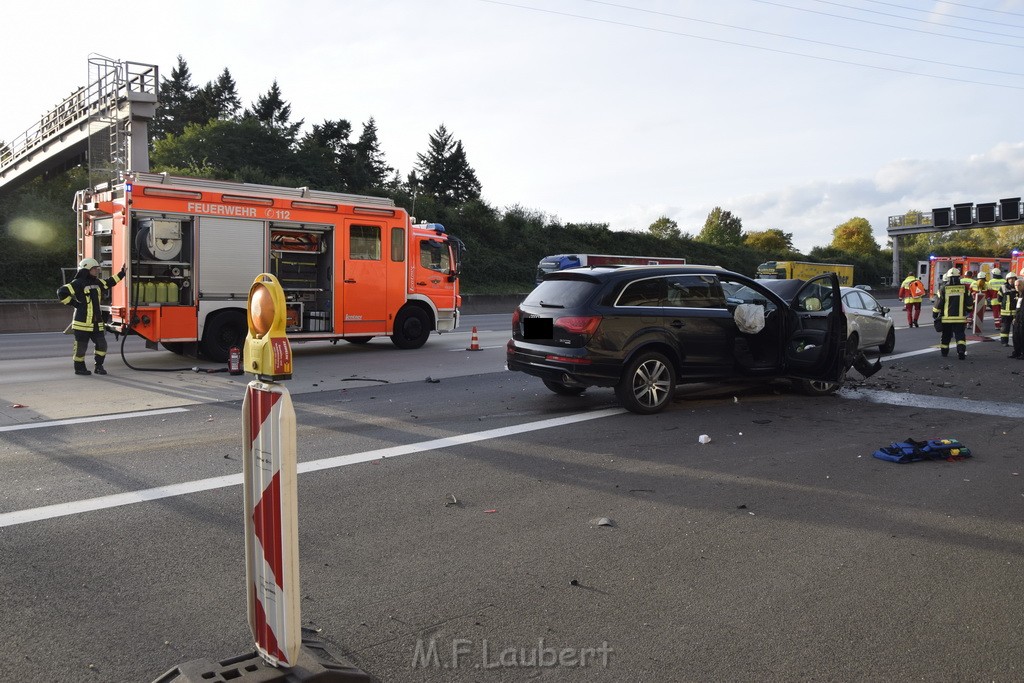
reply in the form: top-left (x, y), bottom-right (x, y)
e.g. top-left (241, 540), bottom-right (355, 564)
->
top-left (507, 265), bottom-right (850, 414)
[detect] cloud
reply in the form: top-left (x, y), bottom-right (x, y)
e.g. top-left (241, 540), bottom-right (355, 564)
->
top-left (616, 141), bottom-right (1024, 252)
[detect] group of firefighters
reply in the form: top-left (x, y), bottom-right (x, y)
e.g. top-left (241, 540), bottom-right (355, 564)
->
top-left (899, 267), bottom-right (1024, 360)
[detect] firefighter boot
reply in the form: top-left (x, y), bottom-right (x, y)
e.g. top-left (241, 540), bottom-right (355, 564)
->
top-left (94, 358), bottom-right (107, 375)
top-left (74, 361), bottom-right (91, 376)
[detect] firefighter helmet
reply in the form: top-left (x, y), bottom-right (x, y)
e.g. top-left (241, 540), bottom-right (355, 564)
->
top-left (992, 268), bottom-right (1002, 277)
top-left (1008, 272), bottom-right (1018, 281)
top-left (78, 258), bottom-right (100, 269)
top-left (945, 268), bottom-right (960, 279)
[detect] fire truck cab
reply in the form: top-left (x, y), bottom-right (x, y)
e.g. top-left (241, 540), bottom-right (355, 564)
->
top-left (74, 173), bottom-right (463, 361)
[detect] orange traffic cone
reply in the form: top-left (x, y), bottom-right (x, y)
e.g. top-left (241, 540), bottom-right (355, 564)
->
top-left (467, 326), bottom-right (481, 351)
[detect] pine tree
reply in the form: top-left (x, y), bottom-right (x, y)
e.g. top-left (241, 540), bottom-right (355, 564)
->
top-left (415, 124), bottom-right (481, 205)
top-left (204, 68), bottom-right (241, 120)
top-left (298, 118), bottom-right (354, 191)
top-left (153, 55), bottom-right (199, 139)
top-left (351, 118), bottom-right (392, 193)
top-left (246, 80), bottom-right (303, 142)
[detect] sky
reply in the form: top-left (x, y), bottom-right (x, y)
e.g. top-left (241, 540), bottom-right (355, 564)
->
top-left (3, 0), bottom-right (1024, 253)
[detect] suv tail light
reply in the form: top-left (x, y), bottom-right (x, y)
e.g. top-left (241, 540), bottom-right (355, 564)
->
top-left (555, 315), bottom-right (602, 336)
top-left (511, 307), bottom-right (521, 331)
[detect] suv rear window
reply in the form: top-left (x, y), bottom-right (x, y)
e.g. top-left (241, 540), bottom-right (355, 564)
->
top-left (522, 278), bottom-right (600, 308)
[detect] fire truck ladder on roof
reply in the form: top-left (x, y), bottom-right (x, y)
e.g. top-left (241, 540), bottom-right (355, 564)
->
top-left (0, 56), bottom-right (158, 195)
top-left (124, 172), bottom-right (399, 207)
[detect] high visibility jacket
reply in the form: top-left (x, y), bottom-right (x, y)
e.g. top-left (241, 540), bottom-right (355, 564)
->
top-left (933, 281), bottom-right (971, 323)
top-left (1000, 283), bottom-right (1019, 315)
top-left (57, 268), bottom-right (124, 333)
top-left (989, 277), bottom-right (1006, 299)
top-left (899, 276), bottom-right (924, 303)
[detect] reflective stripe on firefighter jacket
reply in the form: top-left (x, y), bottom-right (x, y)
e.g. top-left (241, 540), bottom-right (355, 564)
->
top-left (57, 270), bottom-right (123, 333)
top-left (933, 283), bottom-right (971, 323)
top-left (1001, 284), bottom-right (1019, 316)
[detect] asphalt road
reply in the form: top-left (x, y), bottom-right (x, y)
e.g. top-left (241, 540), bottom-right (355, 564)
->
top-left (2, 308), bottom-right (1023, 682)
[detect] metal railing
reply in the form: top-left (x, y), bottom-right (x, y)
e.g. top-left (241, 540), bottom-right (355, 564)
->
top-left (0, 58), bottom-right (158, 173)
top-left (887, 214), bottom-right (934, 228)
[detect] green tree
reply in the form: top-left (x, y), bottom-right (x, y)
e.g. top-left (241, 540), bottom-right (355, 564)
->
top-left (350, 118), bottom-right (392, 194)
top-left (151, 118), bottom-right (298, 183)
top-left (153, 55), bottom-right (200, 140)
top-left (415, 124), bottom-right (482, 206)
top-left (992, 224), bottom-right (1024, 253)
top-left (246, 80), bottom-right (303, 142)
top-left (743, 228), bottom-right (794, 253)
top-left (0, 168), bottom-right (86, 298)
top-left (297, 118), bottom-right (354, 191)
top-left (697, 207), bottom-right (743, 247)
top-left (648, 215), bottom-right (681, 239)
top-left (194, 68), bottom-right (242, 123)
top-left (830, 217), bottom-right (879, 253)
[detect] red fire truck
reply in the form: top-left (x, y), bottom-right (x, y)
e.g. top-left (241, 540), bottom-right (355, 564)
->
top-left (74, 172), bottom-right (463, 361)
top-left (918, 255), bottom-right (1011, 298)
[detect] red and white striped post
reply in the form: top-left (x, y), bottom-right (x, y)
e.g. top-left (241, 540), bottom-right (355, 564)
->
top-left (242, 382), bottom-right (299, 666)
top-left (241, 274), bottom-right (300, 667)
top-left (972, 291), bottom-right (985, 335)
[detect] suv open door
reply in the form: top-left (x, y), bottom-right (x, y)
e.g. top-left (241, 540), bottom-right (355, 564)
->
top-left (782, 273), bottom-right (846, 386)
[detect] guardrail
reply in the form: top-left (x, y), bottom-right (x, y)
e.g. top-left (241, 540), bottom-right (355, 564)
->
top-left (0, 295), bottom-right (526, 334)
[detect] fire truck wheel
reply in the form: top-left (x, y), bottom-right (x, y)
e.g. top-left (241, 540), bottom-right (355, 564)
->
top-left (390, 306), bottom-right (431, 349)
top-left (201, 310), bottom-right (247, 362)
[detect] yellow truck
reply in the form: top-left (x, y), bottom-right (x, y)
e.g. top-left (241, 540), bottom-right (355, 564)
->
top-left (756, 261), bottom-right (854, 286)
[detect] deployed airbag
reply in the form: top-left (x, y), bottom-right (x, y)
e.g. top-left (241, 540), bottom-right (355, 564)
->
top-left (734, 304), bottom-right (765, 334)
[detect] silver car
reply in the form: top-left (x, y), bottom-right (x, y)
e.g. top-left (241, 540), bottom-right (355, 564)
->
top-left (841, 286), bottom-right (895, 353)
top-left (761, 279), bottom-right (896, 355)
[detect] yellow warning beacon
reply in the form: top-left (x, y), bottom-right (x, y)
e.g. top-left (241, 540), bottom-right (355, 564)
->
top-left (244, 273), bottom-right (293, 381)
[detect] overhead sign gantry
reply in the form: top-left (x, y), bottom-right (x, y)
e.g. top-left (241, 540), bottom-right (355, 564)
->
top-left (887, 196), bottom-right (1023, 287)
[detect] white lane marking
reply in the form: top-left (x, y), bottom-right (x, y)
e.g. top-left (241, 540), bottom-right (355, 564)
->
top-left (879, 335), bottom-right (998, 362)
top-left (0, 407), bottom-right (190, 433)
top-left (0, 407), bottom-right (625, 528)
top-left (842, 387), bottom-right (1024, 418)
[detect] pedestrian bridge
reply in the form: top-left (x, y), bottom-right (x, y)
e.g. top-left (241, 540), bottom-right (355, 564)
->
top-left (0, 57), bottom-right (158, 194)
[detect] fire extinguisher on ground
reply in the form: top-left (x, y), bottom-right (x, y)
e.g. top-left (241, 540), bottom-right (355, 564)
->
top-left (228, 346), bottom-right (243, 375)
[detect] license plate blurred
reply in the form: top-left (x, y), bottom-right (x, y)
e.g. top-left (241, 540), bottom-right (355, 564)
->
top-left (523, 317), bottom-right (553, 339)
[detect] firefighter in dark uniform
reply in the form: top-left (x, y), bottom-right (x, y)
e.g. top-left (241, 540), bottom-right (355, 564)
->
top-left (1013, 271), bottom-right (1024, 360)
top-left (999, 271), bottom-right (1018, 348)
top-left (57, 258), bottom-right (126, 376)
top-left (932, 267), bottom-right (972, 360)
